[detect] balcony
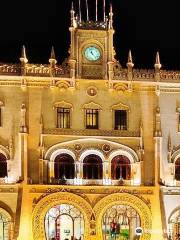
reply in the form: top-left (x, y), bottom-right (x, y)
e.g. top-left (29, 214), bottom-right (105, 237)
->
top-left (43, 128), bottom-right (140, 138)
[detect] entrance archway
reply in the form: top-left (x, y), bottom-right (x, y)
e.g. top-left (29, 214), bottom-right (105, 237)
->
top-left (102, 204), bottom-right (140, 240)
top-left (0, 208), bottom-right (13, 240)
top-left (168, 208), bottom-right (180, 240)
top-left (32, 192), bottom-right (92, 240)
top-left (94, 193), bottom-right (152, 240)
top-left (45, 204), bottom-right (84, 240)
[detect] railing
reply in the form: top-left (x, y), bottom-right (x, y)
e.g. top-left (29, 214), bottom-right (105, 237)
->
top-left (0, 63), bottom-right (70, 77)
top-left (47, 178), bottom-right (132, 186)
top-left (43, 128), bottom-right (140, 137)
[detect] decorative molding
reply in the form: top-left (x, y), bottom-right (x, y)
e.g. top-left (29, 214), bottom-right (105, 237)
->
top-left (171, 148), bottom-right (180, 163)
top-left (111, 102), bottom-right (129, 111)
top-left (43, 128), bottom-right (140, 138)
top-left (0, 101), bottom-right (4, 107)
top-left (86, 86), bottom-right (98, 97)
top-left (0, 144), bottom-right (10, 160)
top-left (82, 101), bottom-right (102, 110)
top-left (53, 100), bottom-right (73, 109)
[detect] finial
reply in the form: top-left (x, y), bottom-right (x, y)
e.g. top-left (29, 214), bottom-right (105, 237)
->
top-left (127, 50), bottom-right (134, 68)
top-left (51, 46), bottom-right (55, 59)
top-left (154, 51), bottom-right (161, 69)
top-left (71, 1), bottom-right (74, 11)
top-left (49, 46), bottom-right (57, 64)
top-left (20, 45), bottom-right (28, 63)
top-left (108, 3), bottom-right (113, 29)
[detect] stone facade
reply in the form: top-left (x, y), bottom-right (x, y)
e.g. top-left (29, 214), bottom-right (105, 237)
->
top-left (0, 4), bottom-right (179, 240)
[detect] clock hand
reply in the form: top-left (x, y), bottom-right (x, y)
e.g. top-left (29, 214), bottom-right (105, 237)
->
top-left (90, 50), bottom-right (95, 56)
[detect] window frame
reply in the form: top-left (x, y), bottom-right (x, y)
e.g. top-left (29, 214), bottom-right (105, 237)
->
top-left (56, 107), bottom-right (71, 129)
top-left (114, 109), bottom-right (128, 130)
top-left (85, 108), bottom-right (99, 129)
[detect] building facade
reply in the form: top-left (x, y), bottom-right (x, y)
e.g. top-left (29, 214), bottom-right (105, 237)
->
top-left (0, 3), bottom-right (180, 240)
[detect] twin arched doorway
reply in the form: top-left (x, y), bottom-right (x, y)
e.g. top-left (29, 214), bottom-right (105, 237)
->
top-left (32, 192), bottom-right (152, 240)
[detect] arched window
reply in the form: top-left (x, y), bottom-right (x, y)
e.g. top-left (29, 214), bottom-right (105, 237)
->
top-left (111, 155), bottom-right (131, 180)
top-left (83, 154), bottom-right (102, 179)
top-left (45, 204), bottom-right (84, 240)
top-left (169, 210), bottom-right (180, 240)
top-left (175, 158), bottom-right (180, 181)
top-left (54, 154), bottom-right (75, 179)
top-left (0, 209), bottom-right (13, 240)
top-left (0, 153), bottom-right (7, 178)
top-left (102, 204), bottom-right (141, 240)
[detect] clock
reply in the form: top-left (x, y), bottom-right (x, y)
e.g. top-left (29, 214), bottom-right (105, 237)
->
top-left (84, 46), bottom-right (101, 61)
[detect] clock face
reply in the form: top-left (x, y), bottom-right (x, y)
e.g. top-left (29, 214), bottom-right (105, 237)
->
top-left (84, 46), bottom-right (101, 61)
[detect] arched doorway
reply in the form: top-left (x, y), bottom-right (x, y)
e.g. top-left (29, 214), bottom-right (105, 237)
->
top-left (83, 154), bottom-right (102, 179)
top-left (0, 153), bottom-right (7, 178)
top-left (102, 204), bottom-right (140, 240)
top-left (54, 154), bottom-right (75, 179)
top-left (111, 155), bottom-right (131, 180)
top-left (175, 158), bottom-right (180, 181)
top-left (0, 209), bottom-right (13, 240)
top-left (169, 209), bottom-right (180, 240)
top-left (45, 204), bottom-right (84, 240)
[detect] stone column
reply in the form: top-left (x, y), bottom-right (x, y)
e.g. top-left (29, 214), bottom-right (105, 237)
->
top-left (48, 161), bottom-right (54, 183)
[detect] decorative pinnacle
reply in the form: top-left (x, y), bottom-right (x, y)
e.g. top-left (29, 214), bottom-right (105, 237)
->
top-left (71, 1), bottom-right (74, 11)
top-left (154, 51), bottom-right (162, 69)
top-left (20, 45), bottom-right (28, 63)
top-left (127, 50), bottom-right (134, 68)
top-left (108, 3), bottom-right (113, 29)
top-left (49, 46), bottom-right (57, 64)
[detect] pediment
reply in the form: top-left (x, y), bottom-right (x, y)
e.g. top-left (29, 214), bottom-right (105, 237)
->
top-left (54, 101), bottom-right (73, 109)
top-left (82, 101), bottom-right (102, 110)
top-left (111, 102), bottom-right (129, 111)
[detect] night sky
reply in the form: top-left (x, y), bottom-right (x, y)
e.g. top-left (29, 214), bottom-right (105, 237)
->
top-left (0, 0), bottom-right (179, 70)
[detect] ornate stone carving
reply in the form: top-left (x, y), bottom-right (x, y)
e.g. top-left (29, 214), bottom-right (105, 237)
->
top-left (111, 102), bottom-right (130, 111)
top-left (53, 100), bottom-right (73, 109)
top-left (82, 101), bottom-right (102, 110)
top-left (102, 144), bottom-right (111, 152)
top-left (87, 86), bottom-right (98, 97)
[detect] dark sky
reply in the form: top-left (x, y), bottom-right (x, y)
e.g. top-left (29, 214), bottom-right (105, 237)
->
top-left (0, 0), bottom-right (179, 69)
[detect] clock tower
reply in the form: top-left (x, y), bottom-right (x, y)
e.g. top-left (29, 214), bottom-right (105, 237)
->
top-left (68, 2), bottom-right (115, 80)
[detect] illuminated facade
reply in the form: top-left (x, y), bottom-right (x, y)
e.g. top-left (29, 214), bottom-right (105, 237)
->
top-left (0, 2), bottom-right (180, 240)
